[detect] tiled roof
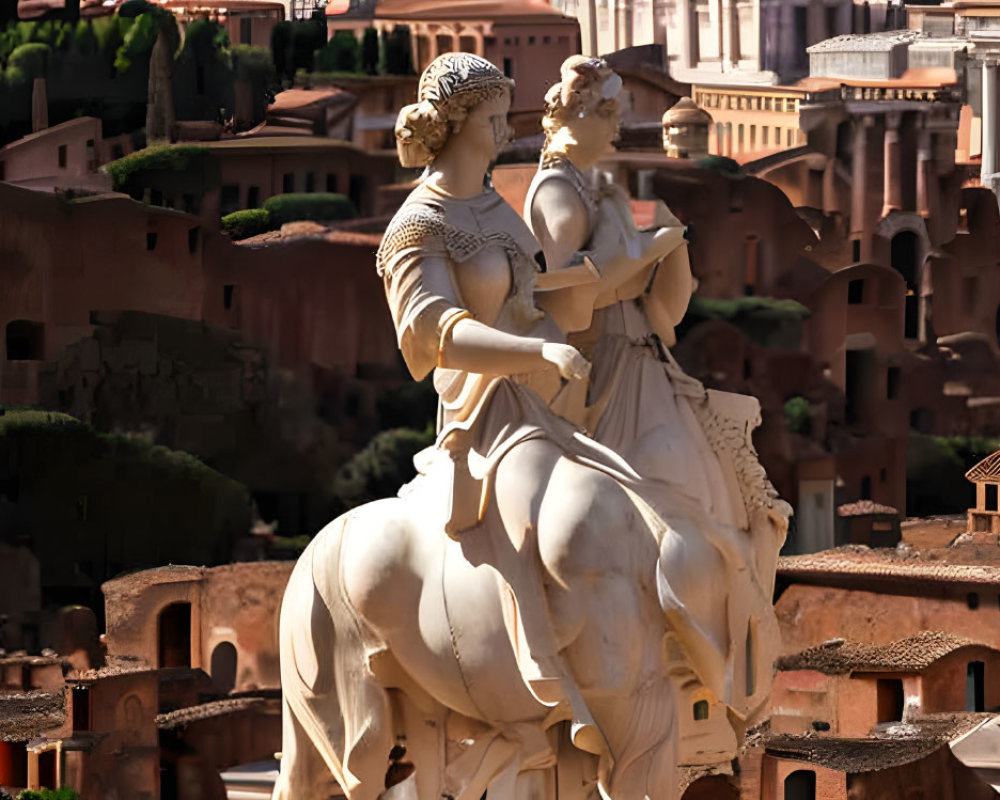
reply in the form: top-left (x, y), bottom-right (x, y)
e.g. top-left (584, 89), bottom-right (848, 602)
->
top-left (778, 547), bottom-right (1000, 588)
top-left (837, 500), bottom-right (899, 517)
top-left (966, 449), bottom-right (1000, 481)
top-left (0, 691), bottom-right (65, 742)
top-left (776, 631), bottom-right (983, 675)
top-left (766, 713), bottom-right (988, 772)
top-left (156, 697), bottom-right (269, 730)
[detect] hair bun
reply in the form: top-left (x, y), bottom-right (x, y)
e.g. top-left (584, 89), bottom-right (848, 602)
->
top-left (395, 102), bottom-right (438, 168)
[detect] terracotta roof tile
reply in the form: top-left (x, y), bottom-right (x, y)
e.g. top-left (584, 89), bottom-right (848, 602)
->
top-left (766, 713), bottom-right (989, 772)
top-left (156, 697), bottom-right (269, 730)
top-left (837, 500), bottom-right (899, 517)
top-left (776, 631), bottom-right (983, 675)
top-left (778, 547), bottom-right (1000, 588)
top-left (0, 691), bottom-right (65, 742)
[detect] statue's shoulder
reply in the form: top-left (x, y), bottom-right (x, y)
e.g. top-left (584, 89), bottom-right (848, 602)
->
top-left (377, 195), bottom-right (449, 277)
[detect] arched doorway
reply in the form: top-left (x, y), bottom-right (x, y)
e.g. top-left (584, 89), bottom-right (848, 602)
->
top-left (890, 231), bottom-right (920, 339)
top-left (785, 769), bottom-right (816, 800)
top-left (210, 641), bottom-right (238, 694)
top-left (682, 775), bottom-right (739, 799)
top-left (158, 602), bottom-right (192, 669)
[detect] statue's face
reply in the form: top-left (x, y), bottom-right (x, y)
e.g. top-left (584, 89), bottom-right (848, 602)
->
top-left (461, 89), bottom-right (513, 163)
top-left (573, 97), bottom-right (620, 153)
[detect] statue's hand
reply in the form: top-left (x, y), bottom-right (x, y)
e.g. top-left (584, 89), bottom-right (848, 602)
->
top-left (541, 343), bottom-right (591, 381)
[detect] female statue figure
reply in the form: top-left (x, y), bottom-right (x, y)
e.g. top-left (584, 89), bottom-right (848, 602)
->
top-left (524, 56), bottom-right (791, 757)
top-left (273, 53), bottom-right (786, 800)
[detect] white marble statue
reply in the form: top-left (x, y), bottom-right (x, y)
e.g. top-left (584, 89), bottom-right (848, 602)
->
top-left (272, 53), bottom-right (789, 800)
top-left (524, 56), bottom-right (792, 766)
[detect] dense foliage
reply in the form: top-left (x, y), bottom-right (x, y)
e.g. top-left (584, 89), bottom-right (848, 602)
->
top-left (262, 192), bottom-right (357, 225)
top-left (678, 295), bottom-right (810, 349)
top-left (102, 143), bottom-right (211, 192)
top-left (0, 12), bottom-right (276, 146)
top-left (221, 207), bottom-right (272, 240)
top-left (0, 408), bottom-right (252, 610)
top-left (907, 433), bottom-right (1000, 517)
top-left (783, 396), bottom-right (812, 436)
top-left (332, 425), bottom-right (435, 510)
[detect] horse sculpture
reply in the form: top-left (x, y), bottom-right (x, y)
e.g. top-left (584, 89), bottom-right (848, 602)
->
top-left (271, 53), bottom-right (789, 800)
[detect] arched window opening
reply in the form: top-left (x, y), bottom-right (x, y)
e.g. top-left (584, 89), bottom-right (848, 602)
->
top-left (158, 602), bottom-right (192, 669)
top-left (693, 700), bottom-right (709, 720)
top-left (210, 641), bottom-right (238, 694)
top-left (784, 769), bottom-right (816, 800)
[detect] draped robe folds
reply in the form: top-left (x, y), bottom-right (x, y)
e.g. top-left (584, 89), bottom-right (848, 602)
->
top-left (362, 178), bottom-right (783, 791)
top-left (524, 156), bottom-right (792, 726)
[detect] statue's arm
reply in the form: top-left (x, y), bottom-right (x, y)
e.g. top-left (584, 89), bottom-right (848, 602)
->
top-left (384, 251), bottom-right (588, 382)
top-left (528, 180), bottom-right (592, 276)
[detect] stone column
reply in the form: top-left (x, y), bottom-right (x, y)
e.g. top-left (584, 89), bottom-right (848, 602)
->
top-left (586, 0), bottom-right (598, 54)
top-left (982, 60), bottom-right (998, 182)
top-left (882, 112), bottom-right (902, 217)
top-left (916, 127), bottom-right (932, 217)
top-left (851, 115), bottom-right (871, 237)
top-left (31, 77), bottom-right (48, 132)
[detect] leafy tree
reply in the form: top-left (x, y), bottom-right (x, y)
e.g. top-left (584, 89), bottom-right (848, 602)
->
top-left (379, 24), bottom-right (412, 75)
top-left (360, 26), bottom-right (378, 74)
top-left (332, 426), bottom-right (435, 510)
top-left (118, 1), bottom-right (179, 141)
top-left (271, 19), bottom-right (324, 82)
top-left (907, 434), bottom-right (1000, 517)
top-left (233, 44), bottom-right (278, 124)
top-left (316, 29), bottom-right (358, 73)
top-left (783, 396), bottom-right (811, 436)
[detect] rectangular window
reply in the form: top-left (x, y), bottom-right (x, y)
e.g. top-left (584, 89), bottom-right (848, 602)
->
top-left (886, 366), bottom-right (900, 399)
top-left (220, 184), bottom-right (241, 216)
top-left (848, 279), bottom-right (865, 305)
top-left (247, 186), bottom-right (260, 208)
top-left (58, 144), bottom-right (67, 168)
top-left (146, 232), bottom-right (158, 251)
top-left (967, 661), bottom-right (986, 712)
top-left (72, 685), bottom-right (91, 731)
top-left (503, 57), bottom-right (512, 77)
top-left (326, 173), bottom-right (338, 193)
top-left (283, 173), bottom-right (295, 193)
top-left (762, 127), bottom-right (769, 146)
top-left (877, 679), bottom-right (904, 723)
top-left (305, 171), bottom-right (315, 193)
top-left (188, 227), bottom-right (200, 255)
top-left (774, 98), bottom-right (783, 112)
top-left (853, 239), bottom-right (862, 262)
top-left (987, 484), bottom-right (999, 512)
top-left (240, 16), bottom-right (252, 45)
top-left (223, 284), bottom-right (235, 310)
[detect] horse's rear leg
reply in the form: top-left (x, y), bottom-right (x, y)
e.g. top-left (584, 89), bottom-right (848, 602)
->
top-left (272, 695), bottom-right (342, 800)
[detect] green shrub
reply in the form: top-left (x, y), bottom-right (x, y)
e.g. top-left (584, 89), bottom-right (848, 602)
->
top-left (7, 42), bottom-right (50, 78)
top-left (680, 295), bottom-right (810, 349)
top-left (222, 208), bottom-right (273, 240)
top-left (783, 396), bottom-right (811, 436)
top-left (262, 192), bottom-right (356, 225)
top-left (333, 426), bottom-right (435, 510)
top-left (103, 144), bottom-right (210, 192)
top-left (18, 788), bottom-right (79, 800)
top-left (316, 29), bottom-right (359, 73)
